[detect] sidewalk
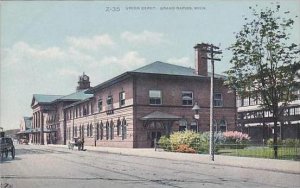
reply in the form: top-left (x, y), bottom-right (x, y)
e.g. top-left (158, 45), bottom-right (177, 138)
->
top-left (48, 144), bottom-right (300, 174)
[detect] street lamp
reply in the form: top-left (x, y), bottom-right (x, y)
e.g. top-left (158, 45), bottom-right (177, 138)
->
top-left (192, 102), bottom-right (201, 132)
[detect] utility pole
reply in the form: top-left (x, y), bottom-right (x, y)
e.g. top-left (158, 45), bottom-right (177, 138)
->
top-left (201, 43), bottom-right (222, 161)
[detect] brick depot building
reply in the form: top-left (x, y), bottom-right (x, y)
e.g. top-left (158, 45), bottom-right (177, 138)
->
top-left (29, 44), bottom-right (237, 148)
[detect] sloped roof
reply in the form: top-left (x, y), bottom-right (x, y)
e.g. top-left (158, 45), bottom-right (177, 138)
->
top-left (33, 94), bottom-right (63, 103)
top-left (131, 61), bottom-right (226, 78)
top-left (132, 61), bottom-right (198, 76)
top-left (57, 89), bottom-right (93, 101)
top-left (140, 111), bottom-right (182, 121)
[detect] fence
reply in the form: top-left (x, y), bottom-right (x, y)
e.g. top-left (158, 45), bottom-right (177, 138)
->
top-left (154, 139), bottom-right (300, 161)
top-left (216, 144), bottom-right (300, 160)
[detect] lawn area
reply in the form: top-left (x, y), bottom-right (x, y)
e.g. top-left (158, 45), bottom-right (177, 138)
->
top-left (217, 146), bottom-right (300, 160)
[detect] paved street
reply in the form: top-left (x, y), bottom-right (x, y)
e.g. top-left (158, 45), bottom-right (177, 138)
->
top-left (1, 144), bottom-right (299, 188)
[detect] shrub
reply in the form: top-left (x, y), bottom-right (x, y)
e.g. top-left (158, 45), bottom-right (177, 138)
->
top-left (223, 131), bottom-right (250, 144)
top-left (283, 139), bottom-right (300, 147)
top-left (158, 136), bottom-right (171, 151)
top-left (175, 144), bottom-right (196, 153)
top-left (169, 131), bottom-right (201, 151)
top-left (267, 138), bottom-right (283, 147)
top-left (267, 138), bottom-right (300, 147)
top-left (194, 132), bottom-right (223, 153)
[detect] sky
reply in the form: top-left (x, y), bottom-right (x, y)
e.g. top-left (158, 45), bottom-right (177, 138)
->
top-left (1, 0), bottom-right (299, 130)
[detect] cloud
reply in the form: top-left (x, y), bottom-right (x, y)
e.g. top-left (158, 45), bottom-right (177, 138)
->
top-left (93, 51), bottom-right (146, 71)
top-left (2, 41), bottom-right (65, 67)
top-left (66, 34), bottom-right (114, 50)
top-left (121, 30), bottom-right (165, 45)
top-left (167, 57), bottom-right (192, 67)
top-left (58, 69), bottom-right (81, 77)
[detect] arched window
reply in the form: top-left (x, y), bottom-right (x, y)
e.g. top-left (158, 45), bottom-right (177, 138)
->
top-left (87, 124), bottom-right (90, 137)
top-left (105, 121), bottom-right (109, 140)
top-left (213, 119), bottom-right (218, 132)
top-left (74, 126), bottom-right (78, 137)
top-left (100, 122), bottom-right (104, 140)
top-left (219, 119), bottom-right (227, 132)
top-left (96, 123), bottom-right (100, 140)
top-left (117, 119), bottom-right (121, 136)
top-left (121, 118), bottom-right (127, 140)
top-left (110, 120), bottom-right (114, 140)
top-left (82, 125), bottom-right (85, 138)
top-left (79, 125), bottom-right (82, 137)
top-left (90, 123), bottom-right (93, 137)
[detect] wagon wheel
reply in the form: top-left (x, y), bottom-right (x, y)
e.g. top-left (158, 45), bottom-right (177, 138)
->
top-left (11, 147), bottom-right (15, 159)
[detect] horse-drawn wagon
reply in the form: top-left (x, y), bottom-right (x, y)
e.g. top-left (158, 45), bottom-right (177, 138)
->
top-left (68, 137), bottom-right (84, 150)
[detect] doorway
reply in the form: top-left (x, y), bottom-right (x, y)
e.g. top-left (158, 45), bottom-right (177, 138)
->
top-left (151, 131), bottom-right (161, 148)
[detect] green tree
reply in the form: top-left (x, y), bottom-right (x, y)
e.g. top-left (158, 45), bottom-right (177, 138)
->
top-left (225, 4), bottom-right (300, 158)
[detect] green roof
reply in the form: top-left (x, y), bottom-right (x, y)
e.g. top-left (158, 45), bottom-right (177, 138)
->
top-left (33, 94), bottom-right (63, 103)
top-left (132, 61), bottom-right (197, 76)
top-left (131, 61), bottom-right (226, 78)
top-left (57, 89), bottom-right (93, 101)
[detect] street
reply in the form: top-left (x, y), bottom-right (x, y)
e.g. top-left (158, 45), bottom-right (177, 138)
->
top-left (1, 144), bottom-right (299, 188)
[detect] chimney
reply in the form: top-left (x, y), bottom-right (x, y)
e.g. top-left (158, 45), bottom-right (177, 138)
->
top-left (194, 43), bottom-right (208, 76)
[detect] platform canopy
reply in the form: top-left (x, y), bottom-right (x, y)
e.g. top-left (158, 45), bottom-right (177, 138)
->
top-left (140, 111), bottom-right (182, 121)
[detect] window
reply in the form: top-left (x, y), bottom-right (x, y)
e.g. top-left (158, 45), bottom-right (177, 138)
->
top-left (122, 118), bottom-right (127, 140)
top-left (106, 122), bottom-right (109, 140)
top-left (100, 123), bottom-right (104, 140)
top-left (182, 91), bottom-right (193, 106)
top-left (219, 119), bottom-right (227, 132)
top-left (90, 124), bottom-right (93, 137)
top-left (237, 95), bottom-right (242, 107)
top-left (117, 119), bottom-right (121, 136)
top-left (243, 97), bottom-right (249, 106)
top-left (214, 93), bottom-right (223, 107)
top-left (86, 124), bottom-right (89, 137)
top-left (149, 90), bottom-right (162, 105)
top-left (107, 95), bottom-right (113, 105)
top-left (110, 120), bottom-right (114, 140)
top-left (119, 92), bottom-right (126, 106)
top-left (96, 123), bottom-right (100, 140)
top-left (74, 126), bottom-right (77, 137)
top-left (83, 107), bottom-right (87, 116)
top-left (98, 99), bottom-right (103, 112)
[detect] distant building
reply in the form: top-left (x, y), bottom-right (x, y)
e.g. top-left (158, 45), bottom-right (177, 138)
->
top-left (17, 117), bottom-right (32, 141)
top-left (29, 43), bottom-right (237, 148)
top-left (237, 89), bottom-right (300, 142)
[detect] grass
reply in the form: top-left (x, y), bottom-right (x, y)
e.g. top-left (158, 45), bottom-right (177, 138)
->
top-left (217, 146), bottom-right (300, 160)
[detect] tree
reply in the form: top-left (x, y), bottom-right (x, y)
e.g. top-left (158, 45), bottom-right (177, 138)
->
top-left (225, 4), bottom-right (300, 158)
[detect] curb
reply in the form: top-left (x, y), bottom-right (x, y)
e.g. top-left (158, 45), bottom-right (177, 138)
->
top-left (41, 144), bottom-right (300, 174)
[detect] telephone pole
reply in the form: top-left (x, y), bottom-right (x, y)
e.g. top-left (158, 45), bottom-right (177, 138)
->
top-left (200, 43), bottom-right (222, 161)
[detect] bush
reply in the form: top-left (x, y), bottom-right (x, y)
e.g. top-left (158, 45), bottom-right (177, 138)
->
top-left (223, 131), bottom-right (250, 144)
top-left (267, 138), bottom-right (283, 147)
top-left (169, 131), bottom-right (201, 151)
top-left (158, 135), bottom-right (171, 151)
top-left (267, 138), bottom-right (300, 147)
top-left (283, 139), bottom-right (300, 147)
top-left (175, 144), bottom-right (196, 153)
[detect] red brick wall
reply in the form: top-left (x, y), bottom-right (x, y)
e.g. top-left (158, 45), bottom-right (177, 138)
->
top-left (133, 74), bottom-right (236, 148)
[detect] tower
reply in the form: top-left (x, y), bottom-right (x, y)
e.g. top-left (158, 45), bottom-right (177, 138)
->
top-left (76, 72), bottom-right (91, 91)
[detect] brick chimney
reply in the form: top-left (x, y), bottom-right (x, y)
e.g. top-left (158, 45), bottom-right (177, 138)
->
top-left (194, 43), bottom-right (208, 76)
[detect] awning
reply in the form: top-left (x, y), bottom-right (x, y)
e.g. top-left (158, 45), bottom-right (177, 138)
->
top-left (140, 111), bottom-right (182, 121)
top-left (43, 129), bottom-right (57, 133)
